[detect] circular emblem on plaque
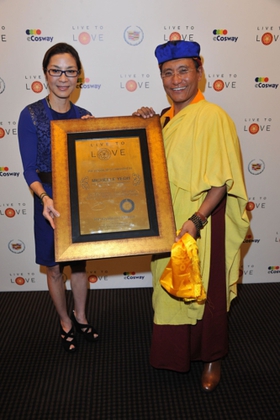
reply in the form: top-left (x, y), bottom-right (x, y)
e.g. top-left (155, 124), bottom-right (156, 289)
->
top-left (249, 123), bottom-right (259, 135)
top-left (213, 79), bottom-right (224, 92)
top-left (261, 32), bottom-right (273, 46)
top-left (120, 199), bottom-right (135, 213)
top-left (97, 148), bottom-right (111, 160)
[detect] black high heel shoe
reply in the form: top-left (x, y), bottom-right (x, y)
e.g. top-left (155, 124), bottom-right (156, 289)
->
top-left (60, 324), bottom-right (78, 353)
top-left (71, 311), bottom-right (99, 343)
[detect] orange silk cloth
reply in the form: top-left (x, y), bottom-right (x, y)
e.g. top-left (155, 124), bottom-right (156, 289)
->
top-left (160, 233), bottom-right (206, 302)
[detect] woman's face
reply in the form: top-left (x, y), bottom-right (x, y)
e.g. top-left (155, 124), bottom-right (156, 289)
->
top-left (45, 53), bottom-right (79, 100)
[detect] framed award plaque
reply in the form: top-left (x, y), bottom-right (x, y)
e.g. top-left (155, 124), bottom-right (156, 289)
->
top-left (51, 115), bottom-right (175, 261)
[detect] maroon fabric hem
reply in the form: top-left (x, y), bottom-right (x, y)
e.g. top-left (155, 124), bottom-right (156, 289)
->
top-left (150, 197), bottom-right (228, 372)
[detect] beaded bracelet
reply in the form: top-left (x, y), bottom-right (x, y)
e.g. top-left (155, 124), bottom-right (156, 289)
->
top-left (188, 212), bottom-right (208, 238)
top-left (188, 213), bottom-right (203, 237)
top-left (195, 212), bottom-right (208, 226)
top-left (39, 192), bottom-right (49, 204)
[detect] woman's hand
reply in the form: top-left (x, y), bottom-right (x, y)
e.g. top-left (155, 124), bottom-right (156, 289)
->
top-left (81, 114), bottom-right (95, 120)
top-left (132, 107), bottom-right (155, 118)
top-left (42, 195), bottom-right (60, 229)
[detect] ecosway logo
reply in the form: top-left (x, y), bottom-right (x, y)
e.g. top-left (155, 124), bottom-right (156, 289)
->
top-left (268, 266), bottom-right (280, 274)
top-left (213, 29), bottom-right (238, 42)
top-left (26, 29), bottom-right (53, 42)
top-left (0, 166), bottom-right (20, 177)
top-left (255, 77), bottom-right (278, 89)
top-left (123, 271), bottom-right (145, 280)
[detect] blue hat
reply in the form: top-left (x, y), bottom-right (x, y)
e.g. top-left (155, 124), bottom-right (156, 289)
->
top-left (155, 40), bottom-right (201, 65)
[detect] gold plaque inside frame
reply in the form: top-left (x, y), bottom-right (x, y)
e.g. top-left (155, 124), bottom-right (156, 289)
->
top-left (51, 115), bottom-right (175, 261)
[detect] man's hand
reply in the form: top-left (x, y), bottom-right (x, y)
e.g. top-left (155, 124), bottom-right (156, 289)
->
top-left (132, 107), bottom-right (155, 118)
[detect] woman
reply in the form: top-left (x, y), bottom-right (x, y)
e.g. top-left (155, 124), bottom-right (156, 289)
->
top-left (18, 43), bottom-right (98, 352)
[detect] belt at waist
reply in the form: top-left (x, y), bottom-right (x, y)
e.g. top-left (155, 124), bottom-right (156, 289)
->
top-left (37, 171), bottom-right (52, 185)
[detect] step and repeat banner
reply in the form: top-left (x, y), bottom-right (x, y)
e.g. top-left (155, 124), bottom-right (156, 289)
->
top-left (0, 0), bottom-right (279, 291)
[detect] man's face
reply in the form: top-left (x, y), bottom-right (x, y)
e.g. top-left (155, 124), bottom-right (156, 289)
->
top-left (161, 58), bottom-right (202, 112)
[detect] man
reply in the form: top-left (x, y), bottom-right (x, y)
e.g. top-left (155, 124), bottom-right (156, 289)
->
top-left (133, 40), bottom-right (249, 391)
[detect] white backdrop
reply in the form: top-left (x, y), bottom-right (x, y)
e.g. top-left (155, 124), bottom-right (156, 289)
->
top-left (1, 0), bottom-right (279, 291)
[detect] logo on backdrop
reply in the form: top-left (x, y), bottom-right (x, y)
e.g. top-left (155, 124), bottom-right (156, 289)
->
top-left (248, 159), bottom-right (265, 175)
top-left (0, 166), bottom-right (20, 178)
top-left (243, 117), bottom-right (272, 135)
top-left (163, 25), bottom-right (196, 42)
top-left (0, 77), bottom-right (5, 94)
top-left (243, 234), bottom-right (260, 244)
top-left (26, 29), bottom-right (53, 43)
top-left (120, 73), bottom-right (150, 92)
top-left (123, 26), bottom-right (144, 46)
top-left (8, 239), bottom-right (26, 254)
top-left (123, 272), bottom-right (145, 280)
top-left (72, 25), bottom-right (104, 44)
top-left (76, 77), bottom-right (101, 90)
top-left (212, 29), bottom-right (238, 42)
top-left (275, 231), bottom-right (280, 244)
top-left (1, 26), bottom-right (7, 42)
top-left (0, 121), bottom-right (17, 138)
top-left (88, 269), bottom-right (109, 283)
top-left (207, 73), bottom-right (237, 91)
top-left (255, 77), bottom-right (278, 89)
top-left (246, 196), bottom-right (267, 212)
top-left (25, 75), bottom-right (47, 93)
top-left (10, 272), bottom-right (36, 286)
top-left (239, 265), bottom-right (254, 278)
top-left (267, 266), bottom-right (280, 274)
top-left (0, 203), bottom-right (27, 217)
top-left (256, 26), bottom-right (280, 45)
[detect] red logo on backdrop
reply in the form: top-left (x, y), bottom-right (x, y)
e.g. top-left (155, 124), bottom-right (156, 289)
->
top-left (262, 32), bottom-right (273, 45)
top-left (31, 81), bottom-right (43, 93)
top-left (15, 277), bottom-right (25, 286)
top-left (169, 32), bottom-right (181, 41)
top-left (246, 202), bottom-right (255, 211)
top-left (126, 80), bottom-right (137, 92)
top-left (249, 123), bottom-right (259, 134)
top-left (0, 127), bottom-right (5, 138)
top-left (213, 80), bottom-right (224, 92)
top-left (88, 275), bottom-right (98, 283)
top-left (5, 208), bottom-right (16, 218)
top-left (79, 32), bottom-right (91, 45)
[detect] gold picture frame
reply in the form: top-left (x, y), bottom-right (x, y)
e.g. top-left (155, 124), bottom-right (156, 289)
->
top-left (51, 115), bottom-right (175, 261)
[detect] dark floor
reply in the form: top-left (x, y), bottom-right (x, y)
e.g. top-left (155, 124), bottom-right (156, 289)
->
top-left (1, 283), bottom-right (279, 419)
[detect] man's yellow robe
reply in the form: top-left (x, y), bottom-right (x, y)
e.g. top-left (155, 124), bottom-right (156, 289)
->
top-left (152, 91), bottom-right (249, 325)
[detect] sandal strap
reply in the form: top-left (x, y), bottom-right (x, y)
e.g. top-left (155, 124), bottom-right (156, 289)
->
top-left (71, 311), bottom-right (98, 341)
top-left (60, 326), bottom-right (75, 339)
